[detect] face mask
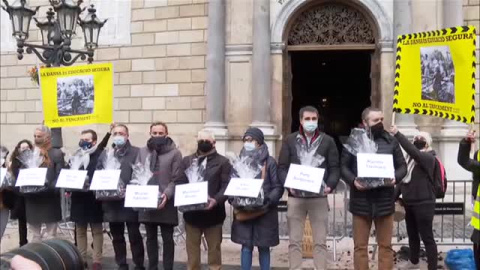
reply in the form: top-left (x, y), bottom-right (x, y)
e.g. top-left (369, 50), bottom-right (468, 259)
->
top-left (302, 121), bottom-right (318, 133)
top-left (148, 136), bottom-right (167, 151)
top-left (244, 142), bottom-right (256, 152)
top-left (369, 122), bottom-right (384, 136)
top-left (198, 140), bottom-right (213, 153)
top-left (414, 140), bottom-right (427, 150)
top-left (78, 140), bottom-right (93, 150)
top-left (112, 136), bottom-right (126, 147)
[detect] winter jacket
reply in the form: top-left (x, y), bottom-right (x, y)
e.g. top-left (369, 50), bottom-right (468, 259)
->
top-left (394, 132), bottom-right (436, 205)
top-left (176, 151), bottom-right (232, 229)
top-left (25, 148), bottom-right (65, 224)
top-left (458, 139), bottom-right (480, 200)
top-left (70, 132), bottom-right (110, 224)
top-left (341, 130), bottom-right (407, 218)
top-left (135, 137), bottom-right (182, 225)
top-left (278, 129), bottom-right (340, 197)
top-left (100, 141), bottom-right (140, 223)
top-left (231, 144), bottom-right (284, 247)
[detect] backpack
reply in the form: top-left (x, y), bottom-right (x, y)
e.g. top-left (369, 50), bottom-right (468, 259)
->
top-left (431, 157), bottom-right (447, 199)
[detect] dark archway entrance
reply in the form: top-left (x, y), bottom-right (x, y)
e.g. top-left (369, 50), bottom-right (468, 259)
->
top-left (290, 50), bottom-right (372, 149)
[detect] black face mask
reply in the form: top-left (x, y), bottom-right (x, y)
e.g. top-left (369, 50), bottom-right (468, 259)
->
top-left (414, 140), bottom-right (427, 150)
top-left (369, 122), bottom-right (384, 137)
top-left (148, 136), bottom-right (167, 152)
top-left (79, 140), bottom-right (93, 150)
top-left (197, 140), bottom-right (213, 153)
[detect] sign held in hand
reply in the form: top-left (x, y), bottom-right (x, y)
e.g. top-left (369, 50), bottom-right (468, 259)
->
top-left (16, 168), bottom-right (48, 187)
top-left (124, 185), bottom-right (159, 208)
top-left (174, 181), bottom-right (208, 207)
top-left (357, 153), bottom-right (395, 179)
top-left (90, 170), bottom-right (121, 190)
top-left (224, 178), bottom-right (264, 198)
top-left (56, 169), bottom-right (88, 189)
top-left (284, 164), bottom-right (325, 193)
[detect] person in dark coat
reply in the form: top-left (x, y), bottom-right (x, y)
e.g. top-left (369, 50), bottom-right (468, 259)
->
top-left (25, 126), bottom-right (65, 242)
top-left (231, 127), bottom-right (284, 270)
top-left (100, 124), bottom-right (144, 270)
top-left (3, 140), bottom-right (33, 247)
top-left (390, 126), bottom-right (438, 270)
top-left (175, 129), bottom-right (231, 270)
top-left (341, 108), bottom-right (407, 270)
top-left (277, 106), bottom-right (340, 270)
top-left (135, 122), bottom-right (182, 270)
top-left (69, 127), bottom-right (112, 270)
top-left (457, 130), bottom-right (480, 268)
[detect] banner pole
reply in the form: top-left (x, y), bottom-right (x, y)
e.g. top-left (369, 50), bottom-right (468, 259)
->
top-left (392, 112), bottom-right (396, 126)
top-left (471, 123), bottom-right (477, 155)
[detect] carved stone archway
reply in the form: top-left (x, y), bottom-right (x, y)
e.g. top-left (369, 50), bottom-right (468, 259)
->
top-left (287, 3), bottom-right (376, 46)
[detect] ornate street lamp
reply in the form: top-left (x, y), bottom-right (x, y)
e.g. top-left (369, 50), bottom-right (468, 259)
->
top-left (2, 0), bottom-right (107, 148)
top-left (2, 0), bottom-right (106, 67)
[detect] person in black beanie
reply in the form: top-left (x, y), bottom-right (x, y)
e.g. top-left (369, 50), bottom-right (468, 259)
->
top-left (230, 127), bottom-right (284, 270)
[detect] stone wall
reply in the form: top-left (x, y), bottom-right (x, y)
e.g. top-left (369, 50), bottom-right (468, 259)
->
top-left (0, 0), bottom-right (208, 155)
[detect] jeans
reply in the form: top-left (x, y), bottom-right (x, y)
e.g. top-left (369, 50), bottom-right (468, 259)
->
top-left (241, 245), bottom-right (270, 270)
top-left (474, 242), bottom-right (479, 269)
top-left (145, 223), bottom-right (174, 270)
top-left (405, 204), bottom-right (437, 270)
top-left (109, 222), bottom-right (145, 270)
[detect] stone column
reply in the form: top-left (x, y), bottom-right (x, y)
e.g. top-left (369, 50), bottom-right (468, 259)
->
top-left (204, 0), bottom-right (228, 154)
top-left (439, 0), bottom-right (470, 180)
top-left (394, 0), bottom-right (418, 137)
top-left (251, 0), bottom-right (276, 152)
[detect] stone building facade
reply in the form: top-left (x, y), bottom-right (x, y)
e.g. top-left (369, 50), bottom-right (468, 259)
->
top-left (0, 0), bottom-right (479, 179)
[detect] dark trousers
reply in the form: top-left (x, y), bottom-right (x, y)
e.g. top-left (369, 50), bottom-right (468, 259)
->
top-left (18, 218), bottom-right (28, 247)
top-left (474, 243), bottom-right (479, 270)
top-left (109, 222), bottom-right (145, 270)
top-left (405, 203), bottom-right (438, 270)
top-left (145, 223), bottom-right (174, 270)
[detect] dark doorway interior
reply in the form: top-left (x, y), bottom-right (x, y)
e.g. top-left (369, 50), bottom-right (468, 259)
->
top-left (290, 50), bottom-right (373, 150)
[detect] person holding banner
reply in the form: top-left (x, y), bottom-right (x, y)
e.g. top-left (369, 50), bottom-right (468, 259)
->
top-left (457, 130), bottom-right (480, 268)
top-left (25, 126), bottom-right (65, 242)
top-left (69, 127), bottom-right (112, 270)
top-left (4, 140), bottom-right (33, 247)
top-left (341, 108), bottom-right (406, 270)
top-left (389, 126), bottom-right (438, 270)
top-left (175, 129), bottom-right (232, 270)
top-left (100, 124), bottom-right (145, 270)
top-left (135, 122), bottom-right (182, 270)
top-left (278, 106), bottom-right (339, 270)
top-left (230, 127), bottom-right (284, 270)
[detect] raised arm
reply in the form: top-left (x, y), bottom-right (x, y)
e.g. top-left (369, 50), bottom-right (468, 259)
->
top-left (392, 140), bottom-right (407, 182)
top-left (395, 132), bottom-right (435, 172)
top-left (458, 139), bottom-right (480, 172)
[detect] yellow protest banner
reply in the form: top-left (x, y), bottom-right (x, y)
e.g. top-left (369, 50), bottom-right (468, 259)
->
top-left (39, 63), bottom-right (113, 128)
top-left (393, 26), bottom-right (476, 124)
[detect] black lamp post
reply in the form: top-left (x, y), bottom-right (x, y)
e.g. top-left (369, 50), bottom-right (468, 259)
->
top-left (2, 0), bottom-right (107, 148)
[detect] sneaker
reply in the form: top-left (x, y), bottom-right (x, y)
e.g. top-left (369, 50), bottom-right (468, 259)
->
top-left (397, 260), bottom-right (420, 269)
top-left (92, 263), bottom-right (102, 270)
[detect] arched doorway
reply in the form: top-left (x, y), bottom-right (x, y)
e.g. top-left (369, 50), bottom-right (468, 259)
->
top-left (281, 1), bottom-right (381, 150)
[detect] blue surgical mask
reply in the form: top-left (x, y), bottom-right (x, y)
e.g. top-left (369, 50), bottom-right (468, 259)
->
top-left (243, 142), bottom-right (256, 152)
top-left (112, 136), bottom-right (126, 147)
top-left (78, 140), bottom-right (93, 150)
top-left (302, 121), bottom-right (318, 133)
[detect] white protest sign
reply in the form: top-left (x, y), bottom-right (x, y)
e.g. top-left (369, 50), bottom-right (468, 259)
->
top-left (357, 153), bottom-right (395, 179)
top-left (90, 170), bottom-right (121, 190)
top-left (16, 168), bottom-right (48, 187)
top-left (284, 164), bottom-right (325, 193)
top-left (56, 169), bottom-right (88, 189)
top-left (1, 168), bottom-right (6, 185)
top-left (124, 185), bottom-right (159, 208)
top-left (224, 178), bottom-right (264, 198)
top-left (174, 181), bottom-right (208, 207)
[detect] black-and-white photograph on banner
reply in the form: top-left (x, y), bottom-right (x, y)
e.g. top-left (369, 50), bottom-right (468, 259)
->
top-left (57, 75), bottom-right (95, 116)
top-left (420, 45), bottom-right (455, 104)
